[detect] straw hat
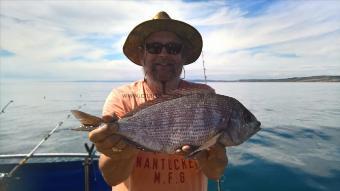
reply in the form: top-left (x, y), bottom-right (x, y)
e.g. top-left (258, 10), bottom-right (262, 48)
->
top-left (123, 11), bottom-right (203, 66)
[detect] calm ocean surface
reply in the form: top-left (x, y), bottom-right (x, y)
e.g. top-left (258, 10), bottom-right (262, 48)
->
top-left (0, 81), bottom-right (339, 191)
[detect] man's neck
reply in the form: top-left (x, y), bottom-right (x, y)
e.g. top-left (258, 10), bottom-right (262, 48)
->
top-left (146, 78), bottom-right (181, 95)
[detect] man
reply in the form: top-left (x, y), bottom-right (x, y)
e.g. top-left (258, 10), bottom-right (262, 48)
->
top-left (89, 11), bottom-right (228, 191)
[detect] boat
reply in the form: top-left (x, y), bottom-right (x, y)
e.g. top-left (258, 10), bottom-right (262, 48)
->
top-left (0, 152), bottom-right (110, 191)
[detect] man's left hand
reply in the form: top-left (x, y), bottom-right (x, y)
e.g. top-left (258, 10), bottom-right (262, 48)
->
top-left (176, 144), bottom-right (227, 180)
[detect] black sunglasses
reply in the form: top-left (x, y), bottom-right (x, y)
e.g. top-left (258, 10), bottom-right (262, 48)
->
top-left (145, 42), bottom-right (183, 55)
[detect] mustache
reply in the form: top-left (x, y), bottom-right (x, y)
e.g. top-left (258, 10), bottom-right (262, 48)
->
top-left (151, 63), bottom-right (175, 72)
top-left (151, 61), bottom-right (176, 73)
top-left (153, 58), bottom-right (176, 66)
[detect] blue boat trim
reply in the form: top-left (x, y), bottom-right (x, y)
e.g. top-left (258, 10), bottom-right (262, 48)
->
top-left (0, 153), bottom-right (110, 191)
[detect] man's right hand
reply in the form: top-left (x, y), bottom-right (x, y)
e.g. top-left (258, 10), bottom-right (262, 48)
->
top-left (88, 116), bottom-right (139, 186)
top-left (88, 116), bottom-right (139, 160)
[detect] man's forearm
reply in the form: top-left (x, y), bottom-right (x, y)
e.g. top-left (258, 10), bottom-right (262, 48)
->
top-left (99, 154), bottom-right (136, 186)
top-left (196, 144), bottom-right (228, 180)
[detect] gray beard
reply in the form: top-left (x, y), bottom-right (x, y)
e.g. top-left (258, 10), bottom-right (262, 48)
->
top-left (153, 64), bottom-right (175, 81)
top-left (143, 63), bottom-right (182, 83)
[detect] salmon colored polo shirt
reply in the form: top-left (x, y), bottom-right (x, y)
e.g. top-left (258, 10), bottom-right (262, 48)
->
top-left (103, 79), bottom-right (214, 191)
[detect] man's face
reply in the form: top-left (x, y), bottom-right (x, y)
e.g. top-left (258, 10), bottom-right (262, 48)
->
top-left (141, 31), bottom-right (185, 83)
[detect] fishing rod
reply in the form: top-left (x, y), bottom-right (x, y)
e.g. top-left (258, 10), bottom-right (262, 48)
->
top-left (202, 51), bottom-right (222, 191)
top-left (202, 52), bottom-right (223, 191)
top-left (6, 121), bottom-right (63, 177)
top-left (0, 100), bottom-right (14, 114)
top-left (3, 103), bottom-right (86, 178)
top-left (201, 51), bottom-right (207, 84)
top-left (202, 51), bottom-right (223, 191)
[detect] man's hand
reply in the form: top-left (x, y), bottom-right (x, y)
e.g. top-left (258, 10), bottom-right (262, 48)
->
top-left (88, 115), bottom-right (139, 186)
top-left (88, 115), bottom-right (138, 160)
top-left (176, 143), bottom-right (228, 180)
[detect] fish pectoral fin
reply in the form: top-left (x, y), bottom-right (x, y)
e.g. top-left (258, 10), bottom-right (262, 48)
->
top-left (187, 132), bottom-right (224, 158)
top-left (117, 135), bottom-right (158, 152)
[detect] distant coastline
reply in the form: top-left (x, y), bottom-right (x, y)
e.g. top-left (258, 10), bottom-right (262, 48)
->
top-left (192, 75), bottom-right (340, 82)
top-left (37, 75), bottom-right (339, 83)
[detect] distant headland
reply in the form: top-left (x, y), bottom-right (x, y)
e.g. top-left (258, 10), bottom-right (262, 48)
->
top-left (192, 75), bottom-right (340, 82)
top-left (64, 75), bottom-right (340, 83)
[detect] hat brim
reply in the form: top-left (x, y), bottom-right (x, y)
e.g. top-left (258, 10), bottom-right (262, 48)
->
top-left (123, 19), bottom-right (202, 66)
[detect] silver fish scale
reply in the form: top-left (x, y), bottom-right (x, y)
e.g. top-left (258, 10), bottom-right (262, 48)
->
top-left (117, 93), bottom-right (235, 153)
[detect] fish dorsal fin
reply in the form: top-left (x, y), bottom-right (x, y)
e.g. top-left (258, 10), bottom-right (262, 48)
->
top-left (167, 87), bottom-right (215, 97)
top-left (71, 110), bottom-right (103, 126)
top-left (122, 88), bottom-right (215, 118)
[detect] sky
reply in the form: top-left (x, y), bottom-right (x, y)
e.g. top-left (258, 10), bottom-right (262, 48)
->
top-left (0, 0), bottom-right (339, 81)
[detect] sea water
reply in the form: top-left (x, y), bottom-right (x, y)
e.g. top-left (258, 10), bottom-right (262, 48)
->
top-left (0, 80), bottom-right (339, 191)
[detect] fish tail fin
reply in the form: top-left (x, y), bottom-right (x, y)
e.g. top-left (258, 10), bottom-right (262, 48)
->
top-left (71, 110), bottom-right (103, 129)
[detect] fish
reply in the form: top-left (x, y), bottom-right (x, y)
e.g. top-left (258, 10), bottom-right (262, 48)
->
top-left (71, 89), bottom-right (261, 155)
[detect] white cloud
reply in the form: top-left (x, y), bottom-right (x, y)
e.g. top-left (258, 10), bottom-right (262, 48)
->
top-left (200, 0), bottom-right (340, 79)
top-left (0, 0), bottom-right (339, 80)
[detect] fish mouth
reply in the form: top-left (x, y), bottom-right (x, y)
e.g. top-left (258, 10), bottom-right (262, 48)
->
top-left (246, 120), bottom-right (262, 134)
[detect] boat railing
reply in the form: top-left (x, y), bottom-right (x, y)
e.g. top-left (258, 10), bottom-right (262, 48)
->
top-left (0, 152), bottom-right (100, 159)
top-left (0, 144), bottom-right (100, 191)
